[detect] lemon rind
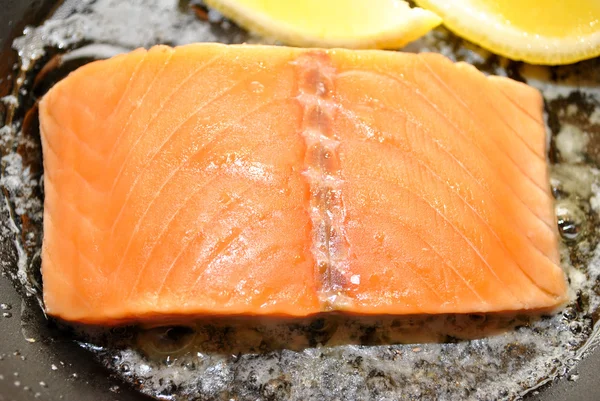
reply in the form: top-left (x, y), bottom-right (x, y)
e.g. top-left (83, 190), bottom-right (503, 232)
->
top-left (205, 0), bottom-right (442, 49)
top-left (415, 0), bottom-right (600, 65)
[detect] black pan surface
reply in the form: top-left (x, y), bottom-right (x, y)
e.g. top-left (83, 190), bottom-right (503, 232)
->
top-left (1, 1), bottom-right (600, 400)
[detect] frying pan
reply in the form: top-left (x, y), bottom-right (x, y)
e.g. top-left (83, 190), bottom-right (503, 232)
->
top-left (0, 1), bottom-right (599, 400)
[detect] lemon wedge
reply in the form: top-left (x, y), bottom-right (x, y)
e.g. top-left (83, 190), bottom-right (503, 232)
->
top-left (203, 0), bottom-right (442, 49)
top-left (414, 0), bottom-right (600, 65)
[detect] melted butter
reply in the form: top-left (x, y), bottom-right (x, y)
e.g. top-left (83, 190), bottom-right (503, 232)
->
top-left (3, 1), bottom-right (600, 400)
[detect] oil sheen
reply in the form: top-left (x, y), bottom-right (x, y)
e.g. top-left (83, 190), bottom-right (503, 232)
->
top-left (2, 0), bottom-right (600, 400)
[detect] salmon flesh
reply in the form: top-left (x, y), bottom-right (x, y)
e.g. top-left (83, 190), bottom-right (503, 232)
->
top-left (39, 44), bottom-right (567, 324)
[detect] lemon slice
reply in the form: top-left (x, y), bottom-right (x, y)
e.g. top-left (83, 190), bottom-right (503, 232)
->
top-left (414, 0), bottom-right (600, 65)
top-left (203, 0), bottom-right (442, 49)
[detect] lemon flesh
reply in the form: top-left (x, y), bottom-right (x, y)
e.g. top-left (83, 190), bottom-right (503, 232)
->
top-left (204, 0), bottom-right (442, 49)
top-left (415, 0), bottom-right (600, 65)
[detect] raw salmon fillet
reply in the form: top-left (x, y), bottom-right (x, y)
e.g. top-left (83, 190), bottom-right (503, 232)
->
top-left (39, 43), bottom-right (567, 324)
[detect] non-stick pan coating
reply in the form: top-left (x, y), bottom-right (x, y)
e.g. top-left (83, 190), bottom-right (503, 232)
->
top-left (1, 1), bottom-right (599, 400)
